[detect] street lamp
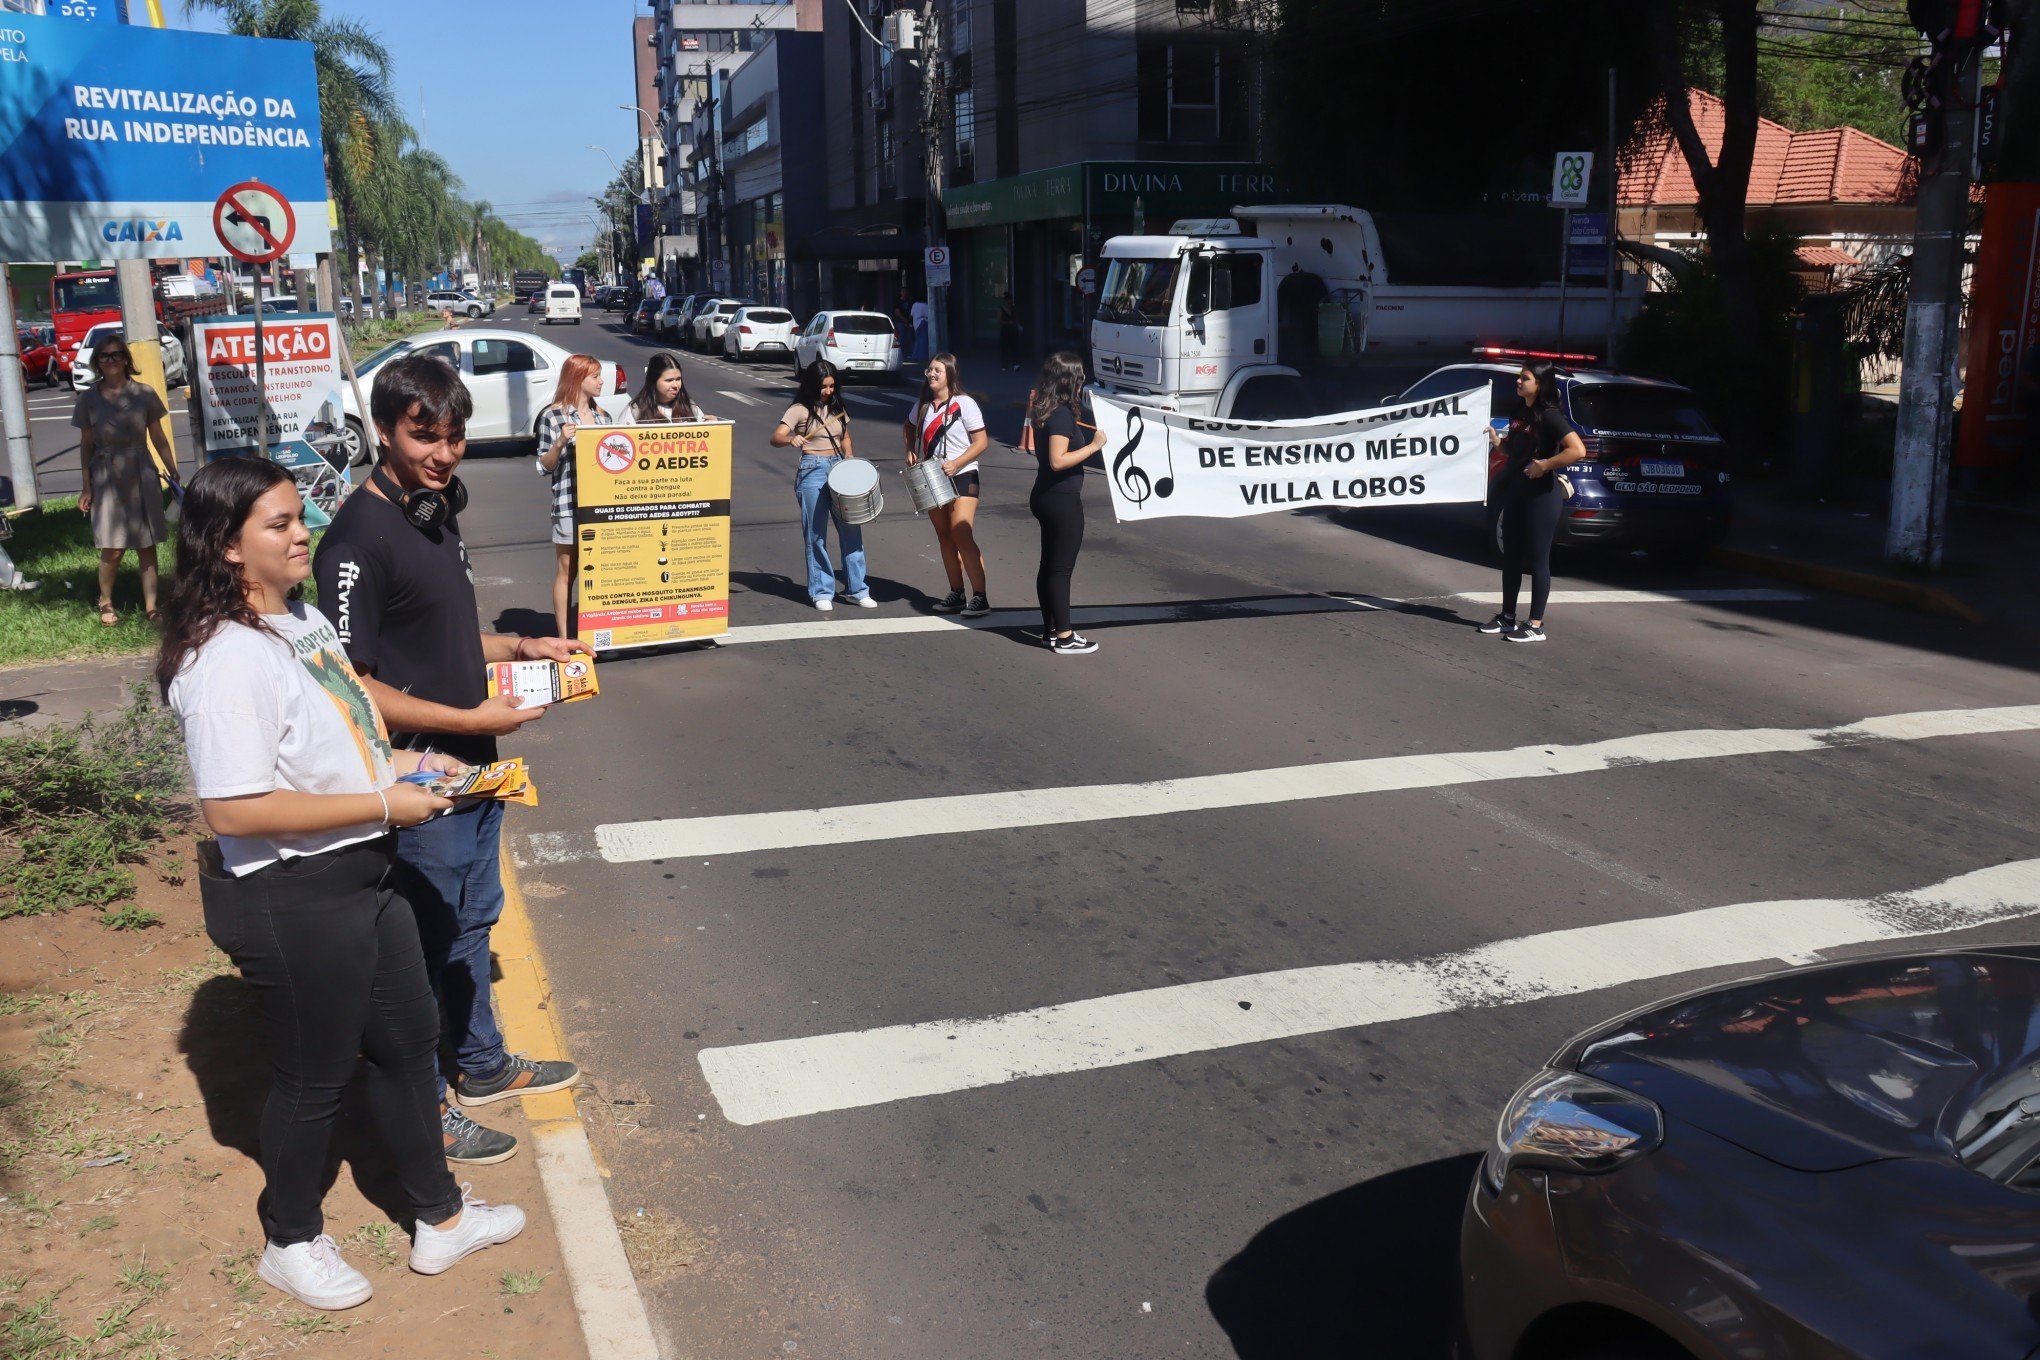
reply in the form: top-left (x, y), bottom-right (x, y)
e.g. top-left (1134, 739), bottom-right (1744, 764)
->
top-left (587, 145), bottom-right (650, 204)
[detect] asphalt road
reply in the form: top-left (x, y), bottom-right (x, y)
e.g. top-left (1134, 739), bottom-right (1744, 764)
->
top-left (258, 313), bottom-right (2040, 1356)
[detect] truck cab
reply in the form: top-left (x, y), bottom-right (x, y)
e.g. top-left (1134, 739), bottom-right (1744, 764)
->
top-left (1090, 204), bottom-right (1643, 422)
top-left (1091, 224), bottom-right (1303, 421)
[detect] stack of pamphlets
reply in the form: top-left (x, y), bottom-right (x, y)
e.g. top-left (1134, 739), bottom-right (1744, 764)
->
top-left (399, 758), bottom-right (539, 807)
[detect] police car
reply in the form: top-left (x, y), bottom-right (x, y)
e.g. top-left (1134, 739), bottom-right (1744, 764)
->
top-left (1391, 349), bottom-right (1734, 562)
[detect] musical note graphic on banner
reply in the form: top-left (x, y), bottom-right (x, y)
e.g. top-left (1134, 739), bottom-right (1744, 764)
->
top-left (1109, 405), bottom-right (1175, 506)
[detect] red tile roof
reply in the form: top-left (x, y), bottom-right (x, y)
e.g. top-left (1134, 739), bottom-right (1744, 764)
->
top-left (1620, 90), bottom-right (1912, 208)
top-left (1794, 245), bottom-right (1862, 268)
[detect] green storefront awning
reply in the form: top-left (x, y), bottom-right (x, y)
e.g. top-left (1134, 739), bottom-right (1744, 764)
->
top-left (943, 161), bottom-right (1285, 230)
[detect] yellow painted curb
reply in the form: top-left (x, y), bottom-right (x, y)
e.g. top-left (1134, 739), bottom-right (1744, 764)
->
top-left (493, 846), bottom-right (664, 1359)
top-left (492, 847), bottom-right (580, 1126)
top-left (1712, 546), bottom-right (1984, 624)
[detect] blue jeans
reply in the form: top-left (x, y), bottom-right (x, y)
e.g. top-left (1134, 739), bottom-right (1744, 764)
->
top-left (393, 799), bottom-right (508, 1099)
top-left (795, 455), bottom-right (867, 603)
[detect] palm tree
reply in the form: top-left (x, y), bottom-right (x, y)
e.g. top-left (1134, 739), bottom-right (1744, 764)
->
top-left (184, 0), bottom-right (398, 313)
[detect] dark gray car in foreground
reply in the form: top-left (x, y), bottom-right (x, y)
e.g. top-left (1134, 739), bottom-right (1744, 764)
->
top-left (1462, 948), bottom-right (2040, 1359)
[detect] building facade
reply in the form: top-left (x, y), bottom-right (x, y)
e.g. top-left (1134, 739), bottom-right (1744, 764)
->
top-left (820, 0), bottom-right (1278, 352)
top-left (644, 1), bottom-right (824, 291)
top-left (719, 34), bottom-right (827, 315)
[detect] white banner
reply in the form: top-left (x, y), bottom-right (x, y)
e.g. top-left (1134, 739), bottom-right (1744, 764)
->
top-left (1094, 390), bottom-right (1491, 522)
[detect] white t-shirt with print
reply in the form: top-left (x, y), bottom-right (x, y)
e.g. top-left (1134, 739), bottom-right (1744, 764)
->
top-left (917, 395), bottom-right (986, 475)
top-left (168, 603), bottom-right (397, 876)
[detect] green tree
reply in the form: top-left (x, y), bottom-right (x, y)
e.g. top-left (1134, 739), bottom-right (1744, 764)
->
top-left (183, 0), bottom-right (398, 314)
top-left (1753, 2), bottom-right (1916, 146)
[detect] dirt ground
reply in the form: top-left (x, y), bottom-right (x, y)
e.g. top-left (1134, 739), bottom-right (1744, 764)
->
top-left (0, 827), bottom-right (588, 1359)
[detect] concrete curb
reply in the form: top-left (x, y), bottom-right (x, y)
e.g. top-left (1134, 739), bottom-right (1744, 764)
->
top-left (1711, 546), bottom-right (1985, 623)
top-left (494, 847), bottom-right (663, 1360)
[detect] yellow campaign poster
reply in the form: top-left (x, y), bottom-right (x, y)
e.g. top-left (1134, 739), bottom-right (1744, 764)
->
top-left (572, 421), bottom-right (734, 650)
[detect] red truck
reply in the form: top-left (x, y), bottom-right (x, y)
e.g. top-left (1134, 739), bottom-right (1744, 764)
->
top-left (49, 265), bottom-right (230, 380)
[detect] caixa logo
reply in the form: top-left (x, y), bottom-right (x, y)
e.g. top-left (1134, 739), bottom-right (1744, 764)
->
top-left (101, 219), bottom-right (185, 244)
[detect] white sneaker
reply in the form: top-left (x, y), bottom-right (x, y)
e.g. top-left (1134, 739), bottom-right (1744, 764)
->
top-left (257, 1235), bottom-right (373, 1310)
top-left (846, 593), bottom-right (878, 608)
top-left (813, 597), bottom-right (834, 612)
top-left (409, 1183), bottom-right (526, 1275)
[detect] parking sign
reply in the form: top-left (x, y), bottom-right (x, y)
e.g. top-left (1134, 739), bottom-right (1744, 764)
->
top-left (924, 246), bottom-right (952, 288)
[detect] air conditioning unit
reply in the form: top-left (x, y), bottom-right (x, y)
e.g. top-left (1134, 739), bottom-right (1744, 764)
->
top-left (882, 11), bottom-right (919, 52)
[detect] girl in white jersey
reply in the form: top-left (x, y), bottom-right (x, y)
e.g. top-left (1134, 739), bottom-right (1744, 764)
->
top-left (902, 352), bottom-right (991, 615)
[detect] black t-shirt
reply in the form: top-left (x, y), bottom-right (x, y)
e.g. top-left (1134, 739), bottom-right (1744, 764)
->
top-left (314, 488), bottom-right (495, 765)
top-left (1502, 404), bottom-right (1573, 496)
top-left (1030, 406), bottom-right (1088, 494)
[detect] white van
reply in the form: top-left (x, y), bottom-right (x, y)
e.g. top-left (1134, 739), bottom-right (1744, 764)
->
top-left (542, 284), bottom-right (581, 326)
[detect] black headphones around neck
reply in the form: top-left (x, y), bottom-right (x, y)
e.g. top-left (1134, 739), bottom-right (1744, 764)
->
top-left (372, 464), bottom-right (467, 531)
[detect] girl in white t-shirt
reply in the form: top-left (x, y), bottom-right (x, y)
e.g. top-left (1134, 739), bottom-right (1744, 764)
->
top-left (902, 352), bottom-right (991, 615)
top-left (155, 458), bottom-right (525, 1312)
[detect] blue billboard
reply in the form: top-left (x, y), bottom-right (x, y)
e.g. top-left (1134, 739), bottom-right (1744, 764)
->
top-left (0, 12), bottom-right (330, 261)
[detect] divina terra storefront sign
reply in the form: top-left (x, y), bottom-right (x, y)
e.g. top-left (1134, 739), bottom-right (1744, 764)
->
top-left (943, 161), bottom-right (1285, 230)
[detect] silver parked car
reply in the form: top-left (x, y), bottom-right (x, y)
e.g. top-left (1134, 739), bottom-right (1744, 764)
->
top-left (794, 310), bottom-right (902, 382)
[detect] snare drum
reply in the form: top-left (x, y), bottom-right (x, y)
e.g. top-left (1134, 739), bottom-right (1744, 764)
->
top-left (903, 458), bottom-right (957, 514)
top-left (826, 458), bottom-right (883, 524)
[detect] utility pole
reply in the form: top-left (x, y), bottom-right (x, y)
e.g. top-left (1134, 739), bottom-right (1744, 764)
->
top-left (919, 0), bottom-right (948, 358)
top-left (0, 266), bottom-right (37, 514)
top-left (1888, 40), bottom-right (1984, 567)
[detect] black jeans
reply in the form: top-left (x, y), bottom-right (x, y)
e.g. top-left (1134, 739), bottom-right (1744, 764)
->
top-left (199, 835), bottom-right (462, 1245)
top-left (1499, 484), bottom-right (1562, 621)
top-left (1030, 483), bottom-right (1085, 635)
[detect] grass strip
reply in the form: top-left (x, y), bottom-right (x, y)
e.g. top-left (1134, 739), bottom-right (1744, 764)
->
top-left (0, 684), bottom-right (189, 923)
top-left (1, 498), bottom-right (322, 668)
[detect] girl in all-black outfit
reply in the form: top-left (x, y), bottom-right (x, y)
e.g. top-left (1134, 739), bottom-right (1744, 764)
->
top-left (1025, 351), bottom-right (1107, 655)
top-left (1482, 361), bottom-right (1586, 644)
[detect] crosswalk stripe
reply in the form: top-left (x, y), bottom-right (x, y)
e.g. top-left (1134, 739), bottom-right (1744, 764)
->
top-left (708, 589), bottom-right (1808, 650)
top-left (586, 704), bottom-right (2040, 864)
top-left (840, 392), bottom-right (896, 409)
top-left (1446, 588), bottom-right (1807, 606)
top-left (697, 858), bottom-right (2040, 1124)
top-left (716, 595), bottom-right (1356, 647)
top-left (715, 389), bottom-right (761, 406)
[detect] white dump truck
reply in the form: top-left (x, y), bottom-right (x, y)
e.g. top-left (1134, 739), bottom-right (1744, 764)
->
top-left (1089, 204), bottom-right (1645, 419)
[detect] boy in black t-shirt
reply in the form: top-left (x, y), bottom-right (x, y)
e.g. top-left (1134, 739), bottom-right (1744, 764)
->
top-left (315, 353), bottom-right (585, 1165)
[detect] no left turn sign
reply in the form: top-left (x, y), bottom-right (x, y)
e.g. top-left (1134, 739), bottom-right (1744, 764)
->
top-left (213, 181), bottom-right (296, 264)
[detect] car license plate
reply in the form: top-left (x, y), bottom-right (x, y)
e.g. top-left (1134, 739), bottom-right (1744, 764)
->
top-left (1641, 459), bottom-right (1686, 478)
top-left (851, 360), bottom-right (880, 369)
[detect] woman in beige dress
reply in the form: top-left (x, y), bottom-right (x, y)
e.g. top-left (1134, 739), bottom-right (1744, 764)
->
top-left (71, 335), bottom-right (176, 625)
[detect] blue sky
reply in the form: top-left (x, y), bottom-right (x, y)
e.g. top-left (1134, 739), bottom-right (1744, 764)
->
top-left (182, 0), bottom-right (647, 261)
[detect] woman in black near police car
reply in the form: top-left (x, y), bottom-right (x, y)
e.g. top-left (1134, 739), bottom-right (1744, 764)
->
top-left (1481, 360), bottom-right (1585, 644)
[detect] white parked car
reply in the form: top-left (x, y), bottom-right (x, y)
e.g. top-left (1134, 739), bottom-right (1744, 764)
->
top-left (794, 310), bottom-right (902, 382)
top-left (689, 298), bottom-right (750, 351)
top-left (655, 297), bottom-right (692, 338)
top-left (72, 323), bottom-right (187, 390)
top-left (722, 306), bottom-right (797, 362)
top-left (541, 284), bottom-right (582, 325)
top-left (335, 328), bottom-right (630, 466)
